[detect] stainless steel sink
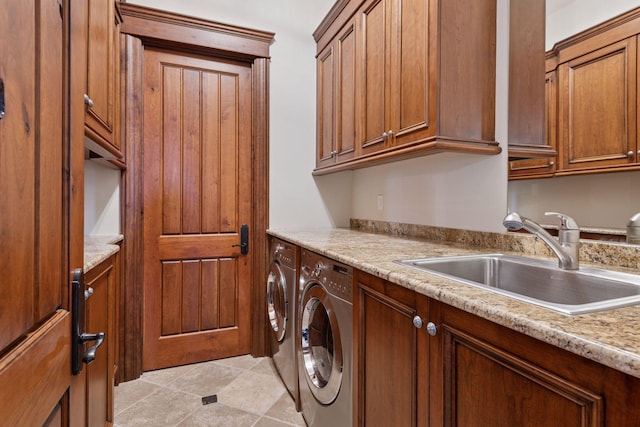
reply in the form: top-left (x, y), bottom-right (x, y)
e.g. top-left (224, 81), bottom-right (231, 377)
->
top-left (396, 254), bottom-right (640, 314)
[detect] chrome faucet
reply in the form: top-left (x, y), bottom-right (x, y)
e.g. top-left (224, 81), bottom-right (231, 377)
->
top-left (503, 211), bottom-right (580, 270)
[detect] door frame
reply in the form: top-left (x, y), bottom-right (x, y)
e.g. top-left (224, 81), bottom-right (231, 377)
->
top-left (119, 3), bottom-right (274, 381)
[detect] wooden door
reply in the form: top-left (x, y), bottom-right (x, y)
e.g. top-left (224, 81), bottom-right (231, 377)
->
top-left (558, 37), bottom-right (637, 172)
top-left (142, 49), bottom-right (253, 370)
top-left (0, 0), bottom-right (81, 425)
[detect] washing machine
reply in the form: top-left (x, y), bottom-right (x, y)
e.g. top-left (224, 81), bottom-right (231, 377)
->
top-left (298, 249), bottom-right (353, 427)
top-left (267, 238), bottom-right (299, 408)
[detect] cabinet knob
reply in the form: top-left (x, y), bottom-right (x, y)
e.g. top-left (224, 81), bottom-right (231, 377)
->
top-left (548, 161), bottom-right (554, 166)
top-left (382, 132), bottom-right (387, 140)
top-left (637, 150), bottom-right (640, 156)
top-left (412, 315), bottom-right (423, 329)
top-left (84, 286), bottom-right (94, 300)
top-left (627, 151), bottom-right (634, 157)
top-left (330, 150), bottom-right (337, 156)
top-left (426, 321), bottom-right (438, 336)
top-left (387, 130), bottom-right (393, 138)
top-left (84, 94), bottom-right (94, 108)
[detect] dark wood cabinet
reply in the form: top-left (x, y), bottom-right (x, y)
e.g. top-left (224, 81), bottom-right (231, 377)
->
top-left (557, 36), bottom-right (638, 174)
top-left (354, 270), bottom-right (429, 427)
top-left (313, 0), bottom-right (500, 174)
top-left (85, 252), bottom-right (120, 427)
top-left (84, 0), bottom-right (123, 161)
top-left (429, 301), bottom-right (640, 426)
top-left (508, 70), bottom-right (558, 179)
top-left (355, 270), bottom-right (640, 426)
top-left (316, 17), bottom-right (357, 168)
top-left (514, 7), bottom-right (640, 179)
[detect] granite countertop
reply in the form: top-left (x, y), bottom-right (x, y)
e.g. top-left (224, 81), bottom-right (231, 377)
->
top-left (268, 225), bottom-right (640, 379)
top-left (84, 235), bottom-right (123, 272)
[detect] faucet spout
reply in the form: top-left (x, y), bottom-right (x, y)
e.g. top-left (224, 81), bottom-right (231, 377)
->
top-left (503, 212), bottom-right (580, 270)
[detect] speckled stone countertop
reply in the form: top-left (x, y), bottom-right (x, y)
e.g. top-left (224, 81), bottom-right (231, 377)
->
top-left (84, 235), bottom-right (123, 272)
top-left (268, 222), bottom-right (640, 379)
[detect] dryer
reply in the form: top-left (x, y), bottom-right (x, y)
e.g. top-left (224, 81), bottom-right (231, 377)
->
top-left (298, 249), bottom-right (353, 427)
top-left (267, 238), bottom-right (299, 407)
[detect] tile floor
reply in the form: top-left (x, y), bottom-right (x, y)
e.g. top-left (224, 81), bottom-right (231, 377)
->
top-left (114, 355), bottom-right (305, 427)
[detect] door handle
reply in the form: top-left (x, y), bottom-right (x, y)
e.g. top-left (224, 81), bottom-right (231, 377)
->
top-left (71, 269), bottom-right (105, 375)
top-left (232, 224), bottom-right (249, 255)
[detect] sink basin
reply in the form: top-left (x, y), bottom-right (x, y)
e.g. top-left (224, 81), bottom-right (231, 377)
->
top-left (396, 254), bottom-right (640, 314)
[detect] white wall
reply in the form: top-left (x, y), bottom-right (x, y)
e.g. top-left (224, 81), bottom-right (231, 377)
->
top-left (84, 160), bottom-right (121, 235)
top-left (508, 0), bottom-right (640, 229)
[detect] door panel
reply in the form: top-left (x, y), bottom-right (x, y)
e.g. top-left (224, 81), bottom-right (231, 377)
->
top-left (0, 0), bottom-right (78, 424)
top-left (143, 49), bottom-right (252, 370)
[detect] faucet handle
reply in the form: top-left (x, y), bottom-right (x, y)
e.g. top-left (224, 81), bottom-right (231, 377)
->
top-left (545, 212), bottom-right (579, 230)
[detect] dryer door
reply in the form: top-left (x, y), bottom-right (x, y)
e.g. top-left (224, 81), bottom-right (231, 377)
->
top-left (300, 282), bottom-right (343, 405)
top-left (267, 262), bottom-right (287, 342)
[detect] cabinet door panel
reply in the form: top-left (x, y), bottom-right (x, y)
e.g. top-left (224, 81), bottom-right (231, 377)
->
top-left (316, 45), bottom-right (335, 168)
top-left (391, 0), bottom-right (430, 146)
top-left (359, 0), bottom-right (388, 154)
top-left (442, 326), bottom-right (602, 427)
top-left (336, 22), bottom-right (356, 162)
top-left (559, 37), bottom-right (637, 171)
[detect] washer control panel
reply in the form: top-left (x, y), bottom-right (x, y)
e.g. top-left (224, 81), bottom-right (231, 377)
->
top-left (301, 249), bottom-right (353, 303)
top-left (271, 239), bottom-right (297, 269)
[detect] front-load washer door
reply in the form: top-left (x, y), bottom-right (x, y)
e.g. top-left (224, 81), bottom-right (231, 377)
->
top-left (267, 262), bottom-right (288, 342)
top-left (300, 283), bottom-right (343, 405)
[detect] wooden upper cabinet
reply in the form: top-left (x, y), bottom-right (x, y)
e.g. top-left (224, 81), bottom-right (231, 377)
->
top-left (316, 18), bottom-right (357, 168)
top-left (313, 0), bottom-right (500, 174)
top-left (84, 0), bottom-right (123, 161)
top-left (558, 36), bottom-right (638, 173)
top-left (508, 70), bottom-right (558, 179)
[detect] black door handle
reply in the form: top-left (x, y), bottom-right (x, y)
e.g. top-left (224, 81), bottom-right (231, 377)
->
top-left (232, 224), bottom-right (249, 255)
top-left (71, 269), bottom-right (105, 375)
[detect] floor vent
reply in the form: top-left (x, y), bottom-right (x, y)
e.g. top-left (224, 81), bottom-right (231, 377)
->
top-left (201, 394), bottom-right (218, 405)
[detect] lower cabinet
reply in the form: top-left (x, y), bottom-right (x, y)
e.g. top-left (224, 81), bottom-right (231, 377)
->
top-left (354, 270), bottom-right (429, 427)
top-left (355, 270), bottom-right (640, 426)
top-left (85, 252), bottom-right (119, 427)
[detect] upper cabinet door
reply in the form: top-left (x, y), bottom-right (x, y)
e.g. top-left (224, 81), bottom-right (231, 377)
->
top-left (558, 36), bottom-right (638, 173)
top-left (358, 0), bottom-right (389, 156)
top-left (387, 0), bottom-right (430, 148)
top-left (316, 19), bottom-right (357, 169)
top-left (85, 0), bottom-right (122, 160)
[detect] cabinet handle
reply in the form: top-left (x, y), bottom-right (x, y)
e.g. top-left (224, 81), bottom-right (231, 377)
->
top-left (84, 94), bottom-right (94, 108)
top-left (84, 286), bottom-right (94, 300)
top-left (412, 315), bottom-right (423, 328)
top-left (387, 130), bottom-right (393, 138)
top-left (382, 132), bottom-right (387, 140)
top-left (637, 150), bottom-right (640, 156)
top-left (330, 150), bottom-right (337, 156)
top-left (426, 321), bottom-right (438, 336)
top-left (627, 151), bottom-right (634, 157)
top-left (548, 161), bottom-right (554, 166)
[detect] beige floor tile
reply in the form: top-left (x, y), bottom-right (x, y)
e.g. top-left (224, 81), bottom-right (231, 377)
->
top-left (176, 403), bottom-right (260, 427)
top-left (115, 387), bottom-right (202, 426)
top-left (265, 393), bottom-right (305, 426)
top-left (139, 364), bottom-right (200, 386)
top-left (217, 369), bottom-right (287, 415)
top-left (253, 417), bottom-right (297, 427)
top-left (166, 361), bottom-right (243, 397)
top-left (212, 354), bottom-right (261, 370)
top-left (114, 379), bottom-right (163, 415)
